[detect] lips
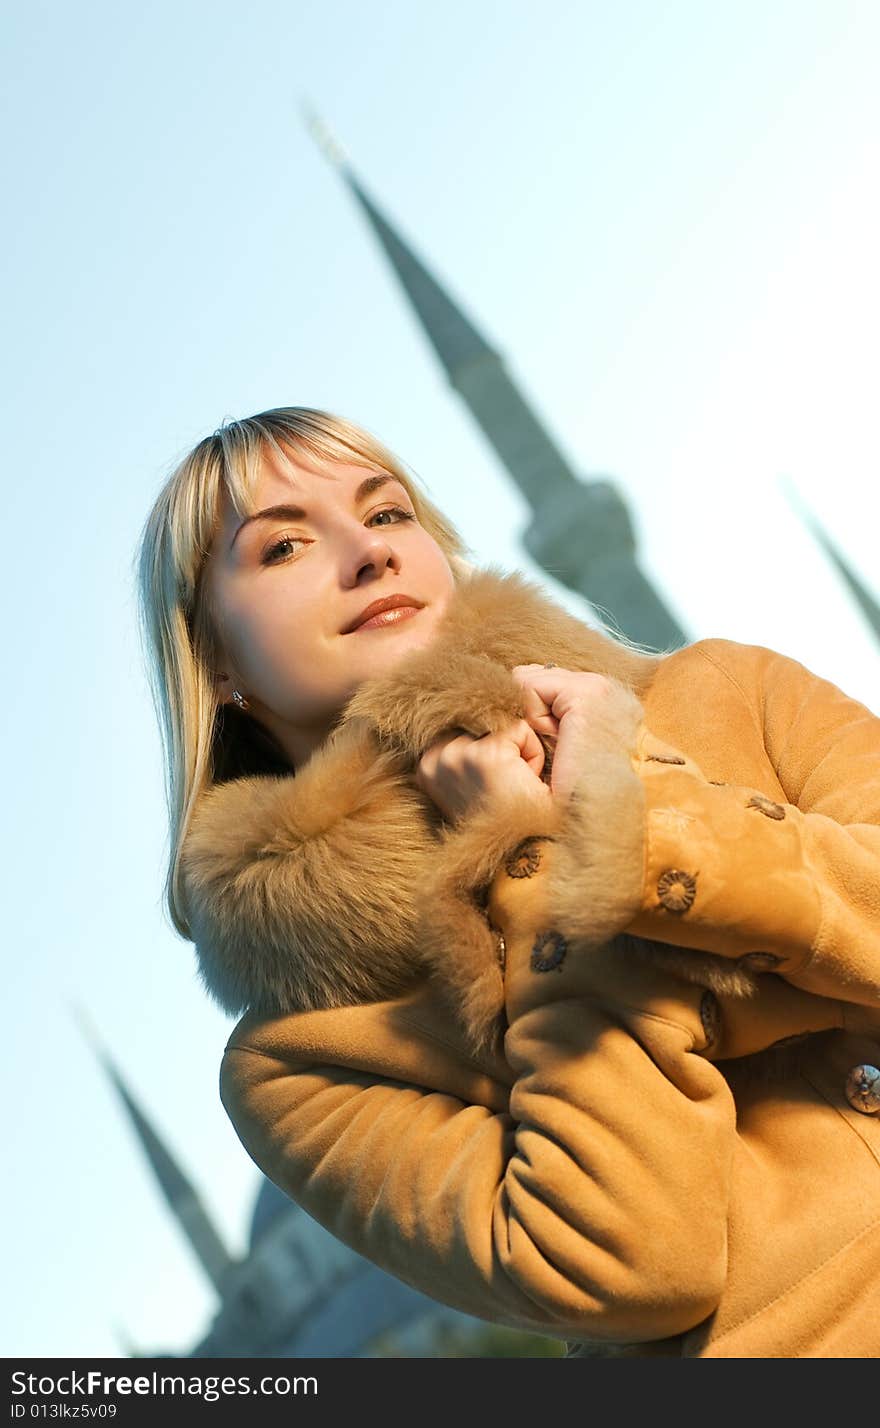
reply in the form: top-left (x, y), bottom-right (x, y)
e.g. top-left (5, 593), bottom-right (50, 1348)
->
top-left (343, 593), bottom-right (425, 633)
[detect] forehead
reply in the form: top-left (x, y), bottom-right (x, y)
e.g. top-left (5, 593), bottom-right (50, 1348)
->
top-left (245, 444), bottom-right (360, 505)
top-left (217, 443), bottom-right (399, 531)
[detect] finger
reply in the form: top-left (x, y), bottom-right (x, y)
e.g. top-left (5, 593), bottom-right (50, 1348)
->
top-left (524, 727), bottom-right (548, 777)
top-left (512, 663), bottom-right (572, 676)
top-left (510, 665), bottom-right (569, 703)
top-left (517, 681), bottom-right (555, 732)
top-left (511, 677), bottom-right (560, 743)
top-left (417, 730), bottom-right (469, 779)
top-left (518, 668), bottom-right (610, 721)
top-left (422, 728), bottom-right (476, 759)
top-left (507, 719), bottom-right (549, 777)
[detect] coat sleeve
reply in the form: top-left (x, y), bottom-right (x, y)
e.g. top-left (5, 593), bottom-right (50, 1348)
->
top-left (552, 640), bottom-right (880, 1010)
top-left (219, 948), bottom-right (735, 1346)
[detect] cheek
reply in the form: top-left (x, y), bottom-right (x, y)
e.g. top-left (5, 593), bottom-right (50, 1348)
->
top-left (419, 537), bottom-right (455, 591)
top-left (224, 592), bottom-right (311, 693)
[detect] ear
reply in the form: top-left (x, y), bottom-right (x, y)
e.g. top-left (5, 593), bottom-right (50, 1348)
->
top-left (213, 668), bottom-right (237, 707)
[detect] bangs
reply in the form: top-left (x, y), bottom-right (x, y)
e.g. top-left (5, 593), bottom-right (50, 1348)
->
top-left (212, 410), bottom-right (402, 527)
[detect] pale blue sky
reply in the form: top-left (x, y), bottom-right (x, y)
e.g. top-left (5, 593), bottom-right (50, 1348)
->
top-left (2, 0), bottom-right (878, 1357)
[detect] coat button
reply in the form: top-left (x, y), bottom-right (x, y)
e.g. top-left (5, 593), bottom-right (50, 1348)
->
top-left (656, 869), bottom-right (697, 914)
top-left (746, 793), bottom-right (786, 820)
top-left (495, 930), bottom-right (507, 972)
top-left (844, 1065), bottom-right (880, 1115)
top-left (530, 930), bottom-right (568, 973)
top-left (739, 951), bottom-right (784, 972)
top-left (504, 837), bottom-right (544, 879)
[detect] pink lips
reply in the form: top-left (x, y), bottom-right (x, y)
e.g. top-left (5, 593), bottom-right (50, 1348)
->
top-left (351, 605), bottom-right (421, 632)
top-left (343, 593), bottom-right (425, 633)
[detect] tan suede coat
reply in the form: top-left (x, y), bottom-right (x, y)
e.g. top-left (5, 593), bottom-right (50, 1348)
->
top-left (181, 567), bottom-right (880, 1358)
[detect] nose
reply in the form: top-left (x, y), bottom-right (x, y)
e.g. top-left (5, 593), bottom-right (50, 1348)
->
top-left (340, 521), bottom-right (401, 587)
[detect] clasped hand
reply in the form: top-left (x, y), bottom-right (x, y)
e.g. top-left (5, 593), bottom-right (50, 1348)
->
top-left (414, 665), bottom-right (614, 822)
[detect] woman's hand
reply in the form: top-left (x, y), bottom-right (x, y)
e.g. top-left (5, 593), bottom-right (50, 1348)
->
top-left (510, 664), bottom-right (619, 802)
top-left (414, 718), bottom-right (552, 823)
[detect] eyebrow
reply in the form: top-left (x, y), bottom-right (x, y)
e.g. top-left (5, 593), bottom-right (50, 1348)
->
top-left (229, 473), bottom-right (401, 550)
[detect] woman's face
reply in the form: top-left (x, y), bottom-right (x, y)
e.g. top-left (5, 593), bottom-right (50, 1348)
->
top-left (204, 442), bottom-right (457, 764)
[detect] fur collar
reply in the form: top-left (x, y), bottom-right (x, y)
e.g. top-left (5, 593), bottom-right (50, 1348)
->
top-left (180, 565), bottom-right (754, 1053)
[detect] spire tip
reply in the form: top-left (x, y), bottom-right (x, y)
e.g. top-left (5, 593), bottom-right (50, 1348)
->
top-left (300, 100), bottom-right (349, 168)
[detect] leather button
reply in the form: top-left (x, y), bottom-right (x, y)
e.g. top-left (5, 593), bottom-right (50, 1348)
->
top-left (504, 837), bottom-right (544, 879)
top-left (747, 793), bottom-right (786, 820)
top-left (699, 990), bottom-right (720, 1049)
top-left (656, 869), bottom-right (697, 914)
top-left (530, 930), bottom-right (568, 973)
top-left (495, 930), bottom-right (507, 973)
top-left (844, 1064), bottom-right (880, 1115)
top-left (739, 951), bottom-right (784, 972)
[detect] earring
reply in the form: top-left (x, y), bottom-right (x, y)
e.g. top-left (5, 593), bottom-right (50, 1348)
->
top-left (231, 689), bottom-right (250, 711)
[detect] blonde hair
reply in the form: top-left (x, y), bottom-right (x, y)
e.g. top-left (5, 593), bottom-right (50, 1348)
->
top-left (134, 406), bottom-right (475, 942)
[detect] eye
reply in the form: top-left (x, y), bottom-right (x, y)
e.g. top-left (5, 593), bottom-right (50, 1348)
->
top-left (261, 508), bottom-right (417, 562)
top-left (261, 534), bottom-right (307, 565)
top-left (369, 504), bottom-right (417, 528)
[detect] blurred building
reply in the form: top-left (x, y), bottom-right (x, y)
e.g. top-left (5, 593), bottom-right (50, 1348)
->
top-left (306, 110), bottom-right (686, 652)
top-left (82, 1013), bottom-right (561, 1358)
top-left (305, 111), bottom-right (879, 656)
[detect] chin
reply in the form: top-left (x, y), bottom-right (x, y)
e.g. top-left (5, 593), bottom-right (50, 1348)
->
top-left (364, 625), bottom-right (435, 682)
top-left (375, 627), bottom-right (433, 669)
top-left (398, 606), bottom-right (445, 650)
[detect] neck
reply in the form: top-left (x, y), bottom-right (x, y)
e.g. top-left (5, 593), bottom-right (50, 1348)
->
top-left (249, 702), bottom-right (340, 770)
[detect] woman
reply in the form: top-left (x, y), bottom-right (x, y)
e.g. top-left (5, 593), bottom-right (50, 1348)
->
top-left (136, 406), bottom-right (880, 1358)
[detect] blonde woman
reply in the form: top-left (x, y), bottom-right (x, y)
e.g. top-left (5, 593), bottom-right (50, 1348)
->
top-left (136, 407), bottom-right (880, 1358)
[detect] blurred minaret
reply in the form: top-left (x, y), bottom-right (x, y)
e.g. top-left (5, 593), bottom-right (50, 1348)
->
top-left (782, 479), bottom-right (880, 646)
top-left (303, 107), bottom-right (686, 652)
top-left (73, 1004), bottom-right (235, 1296)
top-left (73, 1006), bottom-right (506, 1357)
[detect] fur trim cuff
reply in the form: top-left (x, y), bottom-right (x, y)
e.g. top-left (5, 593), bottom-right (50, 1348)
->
top-left (418, 786), bottom-right (564, 1055)
top-left (546, 681), bottom-right (648, 948)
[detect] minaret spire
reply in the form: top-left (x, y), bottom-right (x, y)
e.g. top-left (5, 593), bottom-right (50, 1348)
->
top-left (300, 104), bottom-right (349, 169)
top-left (72, 1003), bottom-right (235, 1295)
top-left (781, 478), bottom-right (880, 645)
top-left (303, 105), bottom-right (686, 651)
